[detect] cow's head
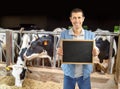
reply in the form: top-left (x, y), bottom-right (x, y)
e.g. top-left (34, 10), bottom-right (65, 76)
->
top-left (6, 56), bottom-right (32, 87)
top-left (6, 64), bottom-right (27, 87)
top-left (95, 35), bottom-right (116, 63)
top-left (24, 34), bottom-right (54, 60)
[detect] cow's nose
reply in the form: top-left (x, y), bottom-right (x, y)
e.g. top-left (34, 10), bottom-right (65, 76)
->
top-left (100, 60), bottom-right (103, 63)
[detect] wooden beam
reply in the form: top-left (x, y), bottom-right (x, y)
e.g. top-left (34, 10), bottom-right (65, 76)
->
top-left (6, 30), bottom-right (13, 66)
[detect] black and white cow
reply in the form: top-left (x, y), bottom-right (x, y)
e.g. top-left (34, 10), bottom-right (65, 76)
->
top-left (94, 29), bottom-right (117, 73)
top-left (0, 28), bottom-right (7, 62)
top-left (6, 34), bottom-right (32, 87)
top-left (0, 28), bottom-right (22, 63)
top-left (24, 34), bottom-right (54, 66)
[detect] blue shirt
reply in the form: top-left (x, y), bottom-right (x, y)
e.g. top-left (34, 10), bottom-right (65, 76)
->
top-left (60, 29), bottom-right (95, 79)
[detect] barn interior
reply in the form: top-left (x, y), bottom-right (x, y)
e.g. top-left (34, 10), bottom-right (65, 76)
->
top-left (0, 0), bottom-right (120, 89)
top-left (0, 0), bottom-right (120, 31)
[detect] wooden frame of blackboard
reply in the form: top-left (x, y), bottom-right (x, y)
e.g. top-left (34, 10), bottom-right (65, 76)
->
top-left (62, 40), bottom-right (94, 64)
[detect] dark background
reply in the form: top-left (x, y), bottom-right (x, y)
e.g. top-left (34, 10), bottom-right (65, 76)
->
top-left (0, 0), bottom-right (120, 31)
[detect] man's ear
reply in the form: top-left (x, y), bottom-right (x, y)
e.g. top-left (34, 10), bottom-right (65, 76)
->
top-left (82, 17), bottom-right (85, 22)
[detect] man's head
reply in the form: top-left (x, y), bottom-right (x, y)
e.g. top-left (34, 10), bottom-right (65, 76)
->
top-left (69, 8), bottom-right (85, 31)
top-left (70, 8), bottom-right (84, 17)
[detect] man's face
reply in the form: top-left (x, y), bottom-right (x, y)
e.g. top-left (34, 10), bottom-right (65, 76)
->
top-left (70, 12), bottom-right (85, 30)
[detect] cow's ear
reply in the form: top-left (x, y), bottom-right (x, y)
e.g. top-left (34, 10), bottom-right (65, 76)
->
top-left (34, 35), bottom-right (39, 40)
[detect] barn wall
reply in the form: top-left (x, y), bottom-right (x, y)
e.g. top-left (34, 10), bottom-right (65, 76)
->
top-left (0, 16), bottom-right (47, 29)
top-left (0, 16), bottom-right (120, 31)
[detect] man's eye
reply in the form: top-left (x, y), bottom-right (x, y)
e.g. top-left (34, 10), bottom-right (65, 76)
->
top-left (72, 17), bottom-right (76, 19)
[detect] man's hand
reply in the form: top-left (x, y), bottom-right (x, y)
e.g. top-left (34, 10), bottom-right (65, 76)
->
top-left (57, 47), bottom-right (63, 56)
top-left (92, 47), bottom-right (100, 57)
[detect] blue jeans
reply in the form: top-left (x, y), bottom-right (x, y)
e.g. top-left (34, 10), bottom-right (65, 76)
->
top-left (63, 75), bottom-right (91, 89)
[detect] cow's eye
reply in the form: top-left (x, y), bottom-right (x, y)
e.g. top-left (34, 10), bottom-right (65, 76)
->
top-left (31, 42), bottom-right (36, 48)
top-left (37, 41), bottom-right (41, 46)
top-left (28, 42), bottom-right (30, 45)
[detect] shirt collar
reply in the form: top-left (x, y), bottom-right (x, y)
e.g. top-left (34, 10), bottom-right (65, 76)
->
top-left (69, 28), bottom-right (84, 36)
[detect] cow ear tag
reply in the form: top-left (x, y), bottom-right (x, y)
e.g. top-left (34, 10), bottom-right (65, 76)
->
top-left (44, 41), bottom-right (48, 45)
top-left (6, 67), bottom-right (10, 71)
top-left (6, 66), bottom-right (12, 71)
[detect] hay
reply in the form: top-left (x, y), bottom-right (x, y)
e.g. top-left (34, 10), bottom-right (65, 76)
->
top-left (0, 76), bottom-right (62, 89)
top-left (0, 76), bottom-right (15, 86)
top-left (0, 66), bottom-right (63, 89)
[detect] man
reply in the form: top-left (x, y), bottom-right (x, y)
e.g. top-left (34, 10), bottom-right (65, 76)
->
top-left (57, 8), bottom-right (99, 89)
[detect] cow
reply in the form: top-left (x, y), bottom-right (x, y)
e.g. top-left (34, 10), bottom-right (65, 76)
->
top-left (24, 34), bottom-right (55, 67)
top-left (0, 28), bottom-right (23, 63)
top-left (0, 29), bottom-right (7, 62)
top-left (93, 29), bottom-right (117, 74)
top-left (6, 34), bottom-right (32, 87)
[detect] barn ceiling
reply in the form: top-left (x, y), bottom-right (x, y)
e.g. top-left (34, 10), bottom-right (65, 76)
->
top-left (1, 0), bottom-right (120, 20)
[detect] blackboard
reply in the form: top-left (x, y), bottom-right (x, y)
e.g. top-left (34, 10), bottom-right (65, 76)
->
top-left (62, 40), bottom-right (94, 64)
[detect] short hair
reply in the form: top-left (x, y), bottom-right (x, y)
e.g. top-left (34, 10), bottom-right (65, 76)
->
top-left (70, 8), bottom-right (84, 17)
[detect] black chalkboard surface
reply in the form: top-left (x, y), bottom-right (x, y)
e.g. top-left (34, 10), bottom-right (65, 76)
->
top-left (62, 40), bottom-right (94, 64)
